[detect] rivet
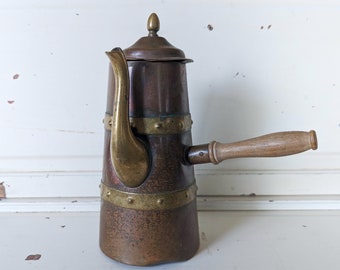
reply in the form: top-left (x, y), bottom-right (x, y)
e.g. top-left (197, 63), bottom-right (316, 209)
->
top-left (157, 198), bottom-right (164, 205)
top-left (178, 121), bottom-right (184, 129)
top-left (106, 191), bottom-right (111, 197)
top-left (154, 122), bottom-right (163, 129)
top-left (127, 197), bottom-right (134, 204)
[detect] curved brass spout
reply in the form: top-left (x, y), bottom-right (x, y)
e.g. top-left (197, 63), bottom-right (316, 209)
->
top-left (187, 130), bottom-right (318, 165)
top-left (106, 48), bottom-right (149, 187)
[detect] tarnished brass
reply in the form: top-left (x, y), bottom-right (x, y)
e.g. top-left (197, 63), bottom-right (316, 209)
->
top-left (101, 182), bottom-right (197, 210)
top-left (104, 113), bottom-right (192, 134)
top-left (105, 48), bottom-right (149, 188)
top-left (147, 13), bottom-right (160, 37)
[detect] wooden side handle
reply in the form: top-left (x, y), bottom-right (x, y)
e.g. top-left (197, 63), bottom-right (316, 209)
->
top-left (187, 130), bottom-right (318, 165)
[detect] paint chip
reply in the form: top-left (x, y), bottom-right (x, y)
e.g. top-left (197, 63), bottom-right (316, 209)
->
top-left (201, 232), bottom-right (207, 241)
top-left (13, 74), bottom-right (20, 79)
top-left (240, 193), bottom-right (256, 197)
top-left (207, 24), bottom-right (214, 31)
top-left (260, 25), bottom-right (272, 30)
top-left (7, 100), bottom-right (15, 104)
top-left (0, 182), bottom-right (6, 198)
top-left (25, 254), bottom-right (42, 261)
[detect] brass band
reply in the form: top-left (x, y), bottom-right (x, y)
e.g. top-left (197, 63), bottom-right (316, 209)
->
top-left (101, 182), bottom-right (197, 210)
top-left (104, 114), bottom-right (192, 135)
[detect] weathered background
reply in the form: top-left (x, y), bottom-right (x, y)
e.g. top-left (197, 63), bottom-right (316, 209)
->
top-left (1, 0), bottom-right (339, 198)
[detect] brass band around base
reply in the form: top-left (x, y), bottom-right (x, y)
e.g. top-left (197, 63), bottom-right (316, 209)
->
top-left (104, 114), bottom-right (192, 135)
top-left (100, 182), bottom-right (197, 210)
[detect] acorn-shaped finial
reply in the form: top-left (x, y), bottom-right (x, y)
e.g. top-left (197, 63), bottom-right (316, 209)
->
top-left (147, 13), bottom-right (160, 37)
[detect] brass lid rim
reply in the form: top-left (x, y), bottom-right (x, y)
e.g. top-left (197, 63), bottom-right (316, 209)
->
top-left (125, 57), bottom-right (193, 63)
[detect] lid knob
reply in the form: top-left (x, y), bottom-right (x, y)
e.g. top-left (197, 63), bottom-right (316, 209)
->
top-left (147, 13), bottom-right (160, 37)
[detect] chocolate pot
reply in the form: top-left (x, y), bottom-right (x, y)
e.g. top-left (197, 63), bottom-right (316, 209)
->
top-left (99, 13), bottom-right (317, 266)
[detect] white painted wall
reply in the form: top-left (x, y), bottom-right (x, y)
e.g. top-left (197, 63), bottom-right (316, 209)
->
top-left (0, 0), bottom-right (339, 198)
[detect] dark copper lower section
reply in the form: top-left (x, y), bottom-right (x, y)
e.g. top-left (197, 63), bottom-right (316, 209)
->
top-left (99, 199), bottom-right (199, 266)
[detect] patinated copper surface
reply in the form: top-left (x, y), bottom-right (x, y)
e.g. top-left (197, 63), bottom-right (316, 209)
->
top-left (100, 200), bottom-right (199, 266)
top-left (100, 28), bottom-right (199, 265)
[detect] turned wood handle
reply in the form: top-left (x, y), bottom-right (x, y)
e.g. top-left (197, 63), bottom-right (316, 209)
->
top-left (187, 130), bottom-right (318, 165)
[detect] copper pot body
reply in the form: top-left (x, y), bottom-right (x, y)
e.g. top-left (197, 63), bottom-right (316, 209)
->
top-left (99, 61), bottom-right (199, 266)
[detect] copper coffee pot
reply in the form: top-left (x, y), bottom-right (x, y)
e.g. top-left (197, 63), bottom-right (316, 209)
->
top-left (100, 13), bottom-right (317, 266)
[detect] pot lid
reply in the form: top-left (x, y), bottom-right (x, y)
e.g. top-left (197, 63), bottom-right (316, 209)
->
top-left (123, 13), bottom-right (192, 62)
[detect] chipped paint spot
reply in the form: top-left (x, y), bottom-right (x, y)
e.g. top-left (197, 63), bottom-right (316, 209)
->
top-left (260, 25), bottom-right (272, 30)
top-left (233, 72), bottom-right (246, 78)
top-left (201, 231), bottom-right (207, 241)
top-left (13, 74), bottom-right (19, 79)
top-left (207, 24), bottom-right (213, 31)
top-left (7, 100), bottom-right (15, 104)
top-left (240, 193), bottom-right (256, 197)
top-left (25, 254), bottom-right (41, 261)
top-left (0, 182), bottom-right (6, 198)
